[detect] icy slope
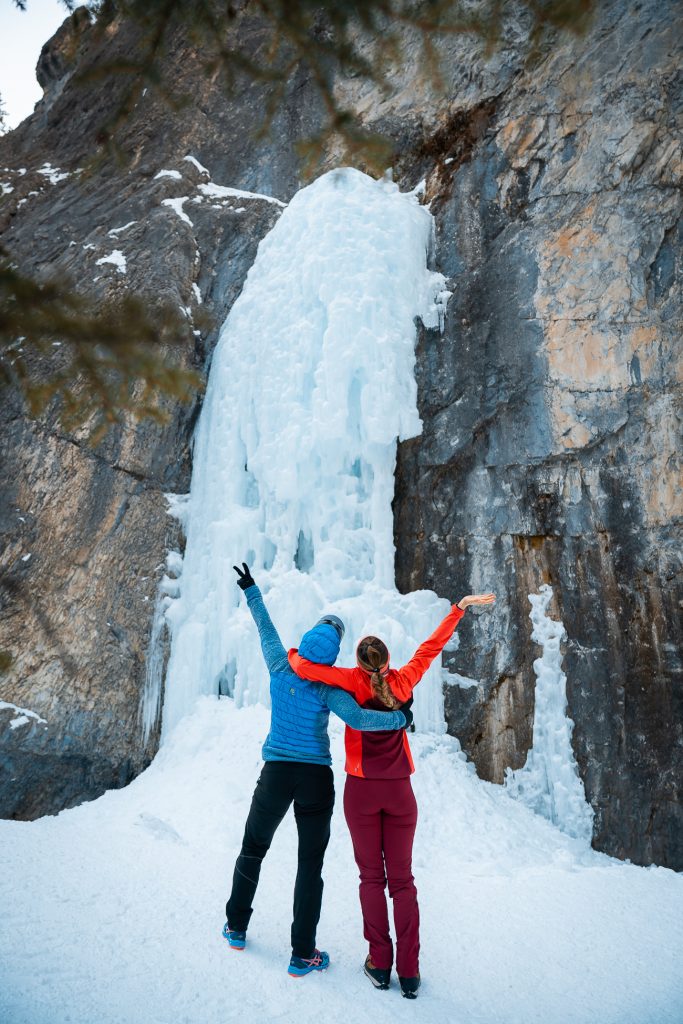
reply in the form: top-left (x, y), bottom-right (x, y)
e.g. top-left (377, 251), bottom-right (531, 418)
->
top-left (1, 697), bottom-right (681, 1024)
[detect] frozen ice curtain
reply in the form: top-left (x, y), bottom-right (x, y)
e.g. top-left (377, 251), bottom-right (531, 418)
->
top-left (159, 169), bottom-right (451, 740)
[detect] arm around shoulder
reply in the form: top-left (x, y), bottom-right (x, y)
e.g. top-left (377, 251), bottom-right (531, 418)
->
top-left (319, 685), bottom-right (406, 731)
top-left (288, 651), bottom-right (358, 694)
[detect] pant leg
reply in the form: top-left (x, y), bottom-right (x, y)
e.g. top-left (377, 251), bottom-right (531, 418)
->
top-left (225, 762), bottom-right (293, 931)
top-left (291, 763), bottom-right (335, 958)
top-left (343, 775), bottom-right (393, 971)
top-left (382, 777), bottom-right (419, 978)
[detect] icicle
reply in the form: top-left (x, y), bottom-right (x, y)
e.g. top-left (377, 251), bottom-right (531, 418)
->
top-left (504, 584), bottom-right (594, 842)
top-left (140, 550), bottom-right (183, 744)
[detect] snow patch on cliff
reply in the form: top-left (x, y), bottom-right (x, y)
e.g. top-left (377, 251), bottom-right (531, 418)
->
top-left (95, 250), bottom-right (127, 274)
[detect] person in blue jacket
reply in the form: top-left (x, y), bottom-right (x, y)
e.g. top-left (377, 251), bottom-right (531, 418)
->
top-left (223, 563), bottom-right (412, 978)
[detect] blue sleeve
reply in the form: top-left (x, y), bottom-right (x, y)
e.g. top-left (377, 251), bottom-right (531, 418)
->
top-left (317, 684), bottom-right (406, 731)
top-left (244, 585), bottom-right (289, 675)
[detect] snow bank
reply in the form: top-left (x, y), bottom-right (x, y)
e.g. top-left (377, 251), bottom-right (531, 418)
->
top-left (159, 168), bottom-right (451, 740)
top-left (505, 585), bottom-right (594, 841)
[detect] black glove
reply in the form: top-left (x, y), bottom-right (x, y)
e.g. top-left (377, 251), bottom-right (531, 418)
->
top-left (400, 697), bottom-right (414, 731)
top-left (233, 562), bottom-right (255, 591)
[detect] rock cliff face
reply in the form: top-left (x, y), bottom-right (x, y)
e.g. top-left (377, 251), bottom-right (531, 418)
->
top-left (0, 2), bottom-right (680, 868)
top-left (392, 0), bottom-right (682, 869)
top-left (0, 7), bottom-right (308, 817)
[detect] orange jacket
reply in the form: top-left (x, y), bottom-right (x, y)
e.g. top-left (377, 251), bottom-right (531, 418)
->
top-left (287, 604), bottom-right (465, 778)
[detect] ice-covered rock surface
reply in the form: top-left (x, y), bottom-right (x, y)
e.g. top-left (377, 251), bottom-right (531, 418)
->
top-left (505, 585), bottom-right (594, 841)
top-left (160, 168), bottom-right (451, 740)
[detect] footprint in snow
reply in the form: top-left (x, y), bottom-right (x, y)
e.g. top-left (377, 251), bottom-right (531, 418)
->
top-left (136, 812), bottom-right (185, 844)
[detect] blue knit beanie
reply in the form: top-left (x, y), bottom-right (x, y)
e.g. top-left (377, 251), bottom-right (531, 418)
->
top-left (298, 622), bottom-right (342, 665)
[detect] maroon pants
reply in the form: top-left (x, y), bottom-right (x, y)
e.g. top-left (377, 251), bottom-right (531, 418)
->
top-left (343, 774), bottom-right (419, 978)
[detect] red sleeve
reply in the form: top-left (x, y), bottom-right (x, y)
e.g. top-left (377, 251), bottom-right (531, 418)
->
top-left (393, 605), bottom-right (465, 695)
top-left (287, 649), bottom-right (359, 696)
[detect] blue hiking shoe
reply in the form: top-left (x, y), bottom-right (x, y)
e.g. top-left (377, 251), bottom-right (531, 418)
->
top-left (288, 949), bottom-right (330, 977)
top-left (222, 921), bottom-right (246, 950)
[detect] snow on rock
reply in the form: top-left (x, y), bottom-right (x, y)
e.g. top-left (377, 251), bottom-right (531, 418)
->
top-left (184, 154), bottom-right (210, 176)
top-left (108, 221), bottom-right (137, 237)
top-left (0, 697), bottom-right (681, 1024)
top-left (160, 168), bottom-right (450, 740)
top-left (95, 250), bottom-right (127, 274)
top-left (191, 282), bottom-right (202, 304)
top-left (0, 700), bottom-right (47, 726)
top-left (161, 196), bottom-right (193, 226)
top-left (1, 182), bottom-right (13, 195)
top-left (198, 181), bottom-right (286, 207)
top-left (164, 491), bottom-right (191, 531)
top-left (36, 163), bottom-right (70, 184)
top-left (154, 169), bottom-right (182, 180)
top-left (505, 584), bottom-right (595, 842)
top-left (444, 670), bottom-right (480, 688)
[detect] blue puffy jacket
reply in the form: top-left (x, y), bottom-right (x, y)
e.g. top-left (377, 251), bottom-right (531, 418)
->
top-left (242, 585), bottom-right (406, 765)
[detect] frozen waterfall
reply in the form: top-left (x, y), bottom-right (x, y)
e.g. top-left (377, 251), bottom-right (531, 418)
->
top-left (156, 168), bottom-right (452, 741)
top-left (505, 585), bottom-right (594, 842)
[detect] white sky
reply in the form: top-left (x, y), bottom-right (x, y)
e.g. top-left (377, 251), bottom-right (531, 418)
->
top-left (1, 0), bottom-right (73, 129)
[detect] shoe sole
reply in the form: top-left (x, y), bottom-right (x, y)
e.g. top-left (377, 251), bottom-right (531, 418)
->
top-left (364, 967), bottom-right (389, 990)
top-left (222, 934), bottom-right (246, 951)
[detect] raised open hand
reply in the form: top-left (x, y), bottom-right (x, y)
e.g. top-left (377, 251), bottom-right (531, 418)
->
top-left (457, 593), bottom-right (496, 610)
top-left (233, 562), bottom-right (255, 591)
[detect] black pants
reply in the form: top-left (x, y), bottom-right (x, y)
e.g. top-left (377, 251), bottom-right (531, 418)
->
top-left (225, 760), bottom-right (335, 958)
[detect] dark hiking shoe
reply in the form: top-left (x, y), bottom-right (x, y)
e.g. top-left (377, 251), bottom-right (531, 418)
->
top-left (364, 955), bottom-right (390, 990)
top-left (288, 949), bottom-right (330, 977)
top-left (399, 974), bottom-right (421, 999)
top-left (222, 921), bottom-right (246, 950)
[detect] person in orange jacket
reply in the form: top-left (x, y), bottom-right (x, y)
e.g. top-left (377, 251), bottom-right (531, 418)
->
top-left (287, 592), bottom-right (495, 999)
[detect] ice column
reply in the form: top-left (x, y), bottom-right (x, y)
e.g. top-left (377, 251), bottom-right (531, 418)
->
top-left (160, 168), bottom-right (452, 740)
top-left (505, 585), bottom-right (594, 842)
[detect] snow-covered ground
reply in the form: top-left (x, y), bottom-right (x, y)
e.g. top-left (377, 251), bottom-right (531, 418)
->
top-left (1, 698), bottom-right (681, 1024)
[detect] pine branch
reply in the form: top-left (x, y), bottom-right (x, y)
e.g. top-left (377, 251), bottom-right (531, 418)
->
top-left (0, 253), bottom-right (203, 445)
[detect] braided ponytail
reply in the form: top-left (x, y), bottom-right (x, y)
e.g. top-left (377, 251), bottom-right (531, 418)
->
top-left (356, 636), bottom-right (401, 710)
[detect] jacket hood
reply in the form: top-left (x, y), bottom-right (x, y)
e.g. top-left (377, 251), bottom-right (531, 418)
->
top-left (298, 623), bottom-right (341, 665)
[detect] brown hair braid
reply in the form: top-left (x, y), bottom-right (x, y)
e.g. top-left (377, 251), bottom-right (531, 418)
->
top-left (356, 636), bottom-right (401, 709)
